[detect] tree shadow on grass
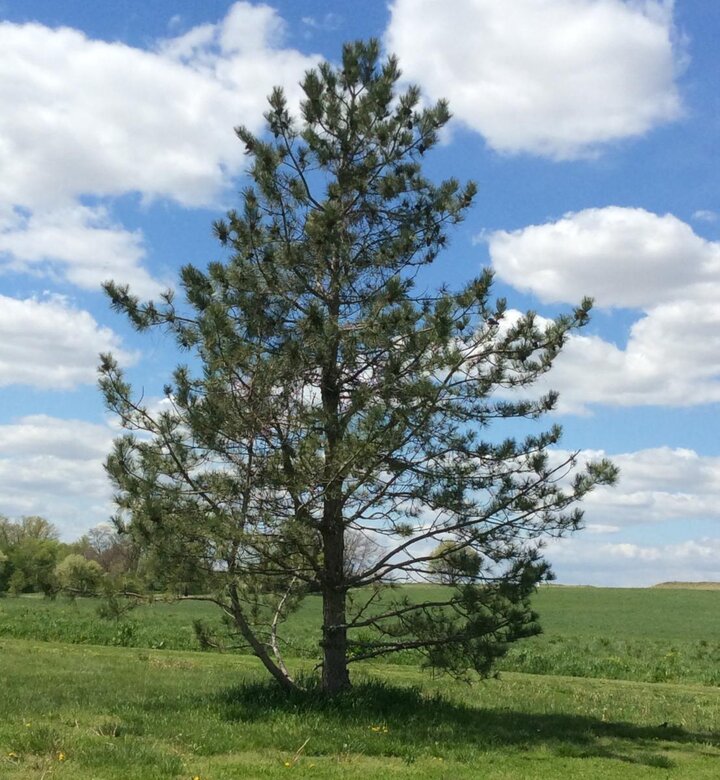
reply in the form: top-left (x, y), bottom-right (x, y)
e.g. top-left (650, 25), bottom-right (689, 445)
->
top-left (212, 678), bottom-right (719, 770)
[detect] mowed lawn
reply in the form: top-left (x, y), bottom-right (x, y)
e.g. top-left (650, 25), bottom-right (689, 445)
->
top-left (1, 637), bottom-right (720, 779)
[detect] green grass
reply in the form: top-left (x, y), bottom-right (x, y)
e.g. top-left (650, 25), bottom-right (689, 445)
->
top-left (530, 586), bottom-right (720, 639)
top-left (1, 638), bottom-right (719, 779)
top-left (0, 593), bottom-right (210, 650)
top-left (2, 587), bottom-right (720, 777)
top-left (499, 586), bottom-right (720, 685)
top-left (3, 586), bottom-right (720, 684)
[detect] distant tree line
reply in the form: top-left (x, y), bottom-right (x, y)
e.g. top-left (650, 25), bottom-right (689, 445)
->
top-left (0, 514), bottom-right (473, 599)
top-left (0, 515), bottom-right (146, 597)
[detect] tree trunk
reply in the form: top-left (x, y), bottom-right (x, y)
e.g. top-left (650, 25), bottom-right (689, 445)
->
top-left (321, 585), bottom-right (350, 693)
top-left (321, 522), bottom-right (350, 694)
top-left (320, 282), bottom-right (349, 694)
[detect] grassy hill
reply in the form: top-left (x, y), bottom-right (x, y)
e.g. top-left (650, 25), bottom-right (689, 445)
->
top-left (653, 582), bottom-right (720, 590)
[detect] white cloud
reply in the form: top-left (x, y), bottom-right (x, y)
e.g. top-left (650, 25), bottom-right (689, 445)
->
top-left (0, 3), bottom-right (319, 293)
top-left (530, 301), bottom-right (720, 411)
top-left (0, 294), bottom-right (135, 389)
top-left (488, 208), bottom-right (720, 409)
top-left (540, 446), bottom-right (720, 584)
top-left (547, 536), bottom-right (720, 586)
top-left (386, 0), bottom-right (683, 159)
top-left (0, 205), bottom-right (162, 296)
top-left (1, 22), bottom-right (225, 210)
top-left (584, 523), bottom-right (621, 535)
top-left (0, 414), bottom-right (112, 460)
top-left (301, 13), bottom-right (342, 33)
top-left (0, 415), bottom-right (115, 538)
top-left (490, 207), bottom-right (720, 310)
top-left (553, 446), bottom-right (720, 527)
top-left (0, 4), bottom-right (317, 210)
top-left (693, 210), bottom-right (718, 223)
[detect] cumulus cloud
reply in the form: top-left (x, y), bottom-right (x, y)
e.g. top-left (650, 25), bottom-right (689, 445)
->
top-left (488, 208), bottom-right (720, 409)
top-left (584, 523), bottom-right (621, 535)
top-left (578, 447), bottom-right (720, 525)
top-left (490, 208), bottom-right (720, 309)
top-left (386, 0), bottom-right (683, 159)
top-left (550, 304), bottom-right (720, 409)
top-left (0, 414), bottom-right (112, 460)
top-left (539, 445), bottom-right (720, 584)
top-left (546, 536), bottom-right (720, 586)
top-left (0, 3), bottom-right (319, 292)
top-left (0, 294), bottom-right (135, 389)
top-left (0, 415), bottom-right (115, 538)
top-left (1, 24), bottom-right (224, 210)
top-left (0, 205), bottom-right (162, 296)
top-left (0, 4), bottom-right (317, 210)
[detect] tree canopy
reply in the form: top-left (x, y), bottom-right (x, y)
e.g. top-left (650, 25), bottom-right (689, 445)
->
top-left (100, 39), bottom-right (616, 694)
top-left (0, 515), bottom-right (62, 595)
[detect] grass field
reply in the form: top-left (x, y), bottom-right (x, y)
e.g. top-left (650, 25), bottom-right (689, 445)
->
top-left (1, 638), bottom-right (719, 779)
top-left (2, 585), bottom-right (720, 684)
top-left (2, 586), bottom-right (720, 778)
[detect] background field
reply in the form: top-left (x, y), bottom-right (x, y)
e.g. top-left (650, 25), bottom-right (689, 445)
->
top-left (2, 585), bottom-right (720, 684)
top-left (2, 586), bottom-right (720, 778)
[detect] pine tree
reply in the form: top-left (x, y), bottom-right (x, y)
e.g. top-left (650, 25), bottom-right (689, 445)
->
top-left (100, 40), bottom-right (616, 694)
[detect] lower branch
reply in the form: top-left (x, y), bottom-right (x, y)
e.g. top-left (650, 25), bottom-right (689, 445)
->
top-left (227, 582), bottom-right (299, 692)
top-left (270, 576), bottom-right (297, 683)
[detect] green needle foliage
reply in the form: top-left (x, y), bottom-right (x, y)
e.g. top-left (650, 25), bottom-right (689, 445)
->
top-left (99, 39), bottom-right (617, 695)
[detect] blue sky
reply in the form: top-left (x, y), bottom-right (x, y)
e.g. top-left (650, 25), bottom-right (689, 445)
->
top-left (0, 0), bottom-right (718, 585)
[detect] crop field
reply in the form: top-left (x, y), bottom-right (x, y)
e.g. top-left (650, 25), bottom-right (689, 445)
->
top-left (1, 586), bottom-right (719, 778)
